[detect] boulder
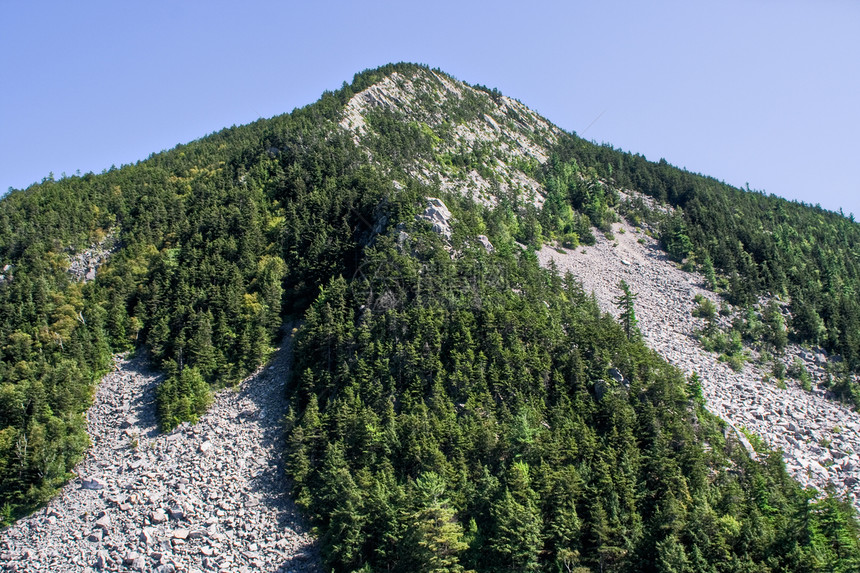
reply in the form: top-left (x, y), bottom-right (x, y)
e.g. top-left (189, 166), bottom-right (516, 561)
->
top-left (140, 528), bottom-right (155, 545)
top-left (419, 198), bottom-right (453, 239)
top-left (95, 514), bottom-right (111, 530)
top-left (81, 477), bottom-right (107, 490)
top-left (94, 549), bottom-right (110, 569)
top-left (476, 235), bottom-right (494, 253)
top-left (124, 551), bottom-right (141, 565)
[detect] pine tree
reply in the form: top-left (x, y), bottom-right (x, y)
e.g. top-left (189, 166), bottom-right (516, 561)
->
top-left (488, 462), bottom-right (543, 572)
top-left (317, 441), bottom-right (367, 570)
top-left (188, 310), bottom-right (216, 378)
top-left (407, 472), bottom-right (470, 573)
top-left (615, 280), bottom-right (639, 340)
top-left (489, 488), bottom-right (542, 572)
top-left (655, 534), bottom-right (690, 573)
top-left (701, 253), bottom-right (717, 290)
top-left (762, 300), bottom-right (787, 350)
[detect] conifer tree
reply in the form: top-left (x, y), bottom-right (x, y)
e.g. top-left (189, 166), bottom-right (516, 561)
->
top-left (701, 253), bottom-right (717, 290)
top-left (615, 280), bottom-right (638, 340)
top-left (408, 472), bottom-right (470, 573)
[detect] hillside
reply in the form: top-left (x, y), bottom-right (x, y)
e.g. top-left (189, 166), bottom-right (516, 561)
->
top-left (538, 217), bottom-right (860, 506)
top-left (0, 334), bottom-right (319, 572)
top-left (2, 63), bottom-right (860, 572)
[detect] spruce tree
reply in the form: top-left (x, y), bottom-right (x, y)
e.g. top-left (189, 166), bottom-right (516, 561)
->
top-left (615, 280), bottom-right (639, 340)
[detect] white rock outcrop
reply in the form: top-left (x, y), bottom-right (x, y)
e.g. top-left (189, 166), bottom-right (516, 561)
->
top-left (339, 68), bottom-right (559, 208)
top-left (419, 197), bottom-right (453, 239)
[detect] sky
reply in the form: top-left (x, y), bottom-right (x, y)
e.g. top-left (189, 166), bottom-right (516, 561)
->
top-left (2, 0), bottom-right (858, 218)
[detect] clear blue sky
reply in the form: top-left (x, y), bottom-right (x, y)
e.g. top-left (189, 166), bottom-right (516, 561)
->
top-left (2, 1), bottom-right (858, 217)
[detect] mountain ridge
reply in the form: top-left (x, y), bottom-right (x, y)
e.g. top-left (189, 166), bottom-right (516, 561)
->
top-left (2, 63), bottom-right (860, 571)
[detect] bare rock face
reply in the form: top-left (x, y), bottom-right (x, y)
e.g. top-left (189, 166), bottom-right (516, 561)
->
top-left (476, 235), bottom-right (494, 253)
top-left (0, 332), bottom-right (320, 572)
top-left (538, 209), bottom-right (860, 511)
top-left (420, 197), bottom-right (453, 239)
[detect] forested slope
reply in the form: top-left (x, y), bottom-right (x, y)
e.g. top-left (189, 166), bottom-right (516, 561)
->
top-left (546, 137), bottom-right (860, 373)
top-left (286, 201), bottom-right (860, 571)
top-left (2, 63), bottom-right (859, 571)
top-left (0, 74), bottom-right (392, 518)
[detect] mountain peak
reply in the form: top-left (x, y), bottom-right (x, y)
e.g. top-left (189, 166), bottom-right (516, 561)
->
top-left (339, 64), bottom-right (560, 207)
top-left (3, 63), bottom-right (860, 572)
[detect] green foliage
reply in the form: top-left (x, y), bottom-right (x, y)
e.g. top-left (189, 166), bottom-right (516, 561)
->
top-left (537, 158), bottom-right (612, 243)
top-left (687, 373), bottom-right (705, 407)
top-left (0, 265), bottom-right (108, 517)
top-left (772, 359), bottom-right (786, 381)
top-left (0, 64), bottom-right (397, 515)
top-left (761, 300), bottom-right (788, 351)
top-left (615, 280), bottom-right (639, 340)
top-left (157, 365), bottom-right (212, 430)
top-left (696, 300), bottom-right (791, 375)
top-left (692, 295), bottom-right (716, 321)
top-left (284, 190), bottom-right (860, 572)
top-left (3, 63), bottom-right (860, 573)
top-left (660, 212), bottom-right (694, 262)
top-left (788, 357), bottom-right (813, 392)
top-left (549, 132), bottom-right (860, 374)
top-left (699, 327), bottom-right (748, 371)
top-left (701, 252), bottom-right (717, 290)
top-left (405, 472), bottom-right (471, 573)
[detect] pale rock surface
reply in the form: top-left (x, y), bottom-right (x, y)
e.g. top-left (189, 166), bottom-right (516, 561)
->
top-left (339, 68), bottom-right (559, 208)
top-left (67, 232), bottom-right (118, 283)
top-left (420, 197), bottom-right (453, 239)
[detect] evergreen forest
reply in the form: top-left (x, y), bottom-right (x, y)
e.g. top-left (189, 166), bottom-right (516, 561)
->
top-left (1, 63), bottom-right (859, 571)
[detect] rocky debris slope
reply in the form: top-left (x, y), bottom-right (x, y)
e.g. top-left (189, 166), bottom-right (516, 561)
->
top-left (68, 232), bottom-right (119, 282)
top-left (340, 68), bottom-right (559, 207)
top-left (538, 220), bottom-right (860, 509)
top-left (0, 332), bottom-right (319, 573)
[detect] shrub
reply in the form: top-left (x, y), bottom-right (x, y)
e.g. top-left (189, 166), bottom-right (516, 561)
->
top-left (692, 295), bottom-right (717, 320)
top-left (157, 366), bottom-right (212, 431)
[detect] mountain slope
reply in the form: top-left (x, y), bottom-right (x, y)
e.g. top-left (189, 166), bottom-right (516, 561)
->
top-left (537, 217), bottom-right (860, 508)
top-left (338, 67), bottom-right (559, 207)
top-left (0, 336), bottom-right (319, 572)
top-left (2, 63), bottom-right (860, 572)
